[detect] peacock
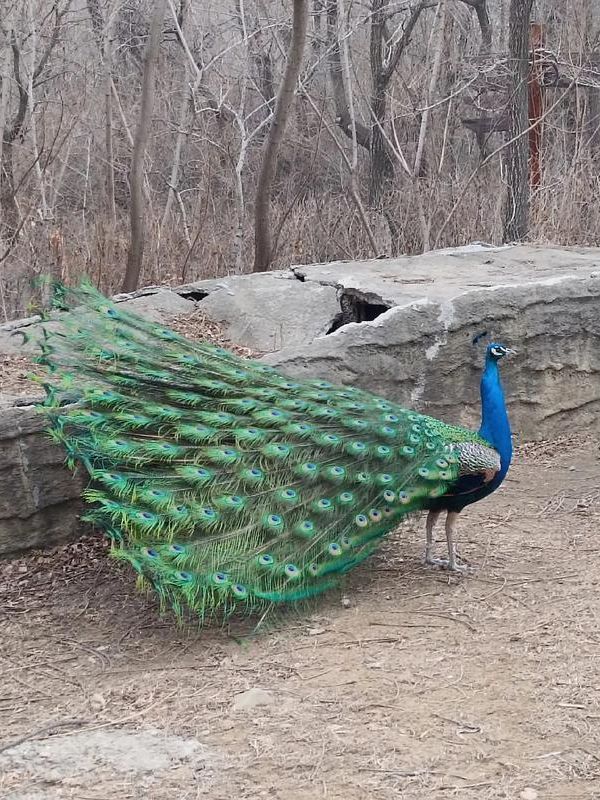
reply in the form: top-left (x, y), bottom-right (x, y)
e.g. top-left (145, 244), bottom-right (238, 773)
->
top-left (30, 282), bottom-right (514, 624)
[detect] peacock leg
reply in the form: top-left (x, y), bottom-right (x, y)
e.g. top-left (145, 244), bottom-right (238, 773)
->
top-left (425, 511), bottom-right (469, 572)
top-left (424, 510), bottom-right (441, 565)
top-left (445, 511), bottom-right (463, 571)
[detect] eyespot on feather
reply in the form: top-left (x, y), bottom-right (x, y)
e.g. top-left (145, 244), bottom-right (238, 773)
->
top-left (295, 520), bottom-right (315, 538)
top-left (264, 513), bottom-right (284, 531)
top-left (212, 572), bottom-right (229, 586)
top-left (231, 584), bottom-right (249, 599)
top-left (284, 564), bottom-right (301, 579)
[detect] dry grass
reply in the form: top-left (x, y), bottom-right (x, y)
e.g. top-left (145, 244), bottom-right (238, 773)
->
top-left (1, 434), bottom-right (599, 800)
top-left (0, 355), bottom-right (42, 396)
top-left (166, 307), bottom-right (259, 358)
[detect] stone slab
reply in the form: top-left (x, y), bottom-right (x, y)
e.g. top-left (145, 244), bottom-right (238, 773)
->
top-left (180, 272), bottom-right (340, 352)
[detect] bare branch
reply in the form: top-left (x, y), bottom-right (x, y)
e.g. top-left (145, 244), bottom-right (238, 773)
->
top-left (382, 0), bottom-right (434, 85)
top-left (33, 1), bottom-right (73, 83)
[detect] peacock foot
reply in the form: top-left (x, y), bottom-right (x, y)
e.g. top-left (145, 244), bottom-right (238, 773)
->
top-left (424, 555), bottom-right (471, 573)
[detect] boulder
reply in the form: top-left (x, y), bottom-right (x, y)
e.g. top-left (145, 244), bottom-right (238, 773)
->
top-left (178, 271), bottom-right (340, 351)
top-left (264, 245), bottom-right (600, 437)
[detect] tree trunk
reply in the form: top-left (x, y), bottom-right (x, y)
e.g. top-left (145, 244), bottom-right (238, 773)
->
top-left (502, 0), bottom-right (533, 243)
top-left (0, 140), bottom-right (19, 239)
top-left (103, 1), bottom-right (117, 227)
top-left (368, 0), bottom-right (427, 206)
top-left (459, 0), bottom-right (492, 54)
top-left (1, 34), bottom-right (28, 241)
top-left (253, 0), bottom-right (309, 273)
top-left (27, 0), bottom-right (50, 221)
top-left (369, 0), bottom-right (394, 206)
top-left (326, 0), bottom-right (371, 151)
top-left (121, 0), bottom-right (166, 293)
top-left (161, 68), bottom-right (194, 235)
top-left (583, 4), bottom-right (600, 158)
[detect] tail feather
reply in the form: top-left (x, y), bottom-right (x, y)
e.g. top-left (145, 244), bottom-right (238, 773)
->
top-left (35, 281), bottom-right (463, 622)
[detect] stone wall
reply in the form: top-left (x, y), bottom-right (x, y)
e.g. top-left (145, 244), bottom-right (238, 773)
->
top-left (0, 404), bottom-right (85, 555)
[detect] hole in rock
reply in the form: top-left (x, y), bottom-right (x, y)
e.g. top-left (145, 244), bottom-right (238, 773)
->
top-left (177, 289), bottom-right (210, 302)
top-left (326, 293), bottom-right (391, 334)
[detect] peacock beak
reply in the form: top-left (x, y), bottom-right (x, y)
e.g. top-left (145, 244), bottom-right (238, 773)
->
top-left (504, 347), bottom-right (517, 356)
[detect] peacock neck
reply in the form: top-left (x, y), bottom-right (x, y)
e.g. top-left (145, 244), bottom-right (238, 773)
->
top-left (478, 357), bottom-right (512, 475)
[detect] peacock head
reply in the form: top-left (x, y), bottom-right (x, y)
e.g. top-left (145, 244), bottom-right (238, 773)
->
top-left (486, 342), bottom-right (516, 362)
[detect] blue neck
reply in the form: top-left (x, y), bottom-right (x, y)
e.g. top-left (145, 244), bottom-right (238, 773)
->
top-left (478, 357), bottom-right (512, 478)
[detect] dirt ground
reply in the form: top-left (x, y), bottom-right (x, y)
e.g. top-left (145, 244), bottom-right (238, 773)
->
top-left (1, 434), bottom-right (599, 800)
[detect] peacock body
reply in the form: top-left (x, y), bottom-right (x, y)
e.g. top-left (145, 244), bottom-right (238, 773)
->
top-left (32, 283), bottom-right (514, 623)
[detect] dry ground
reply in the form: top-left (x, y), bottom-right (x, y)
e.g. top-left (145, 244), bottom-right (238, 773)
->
top-left (0, 435), bottom-right (599, 800)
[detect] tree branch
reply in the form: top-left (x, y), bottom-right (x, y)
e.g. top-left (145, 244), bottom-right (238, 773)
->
top-left (382, 0), bottom-right (433, 85)
top-left (6, 38), bottom-right (28, 143)
top-left (33, 0), bottom-right (72, 83)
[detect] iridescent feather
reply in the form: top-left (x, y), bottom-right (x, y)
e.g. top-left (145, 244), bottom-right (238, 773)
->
top-left (32, 281), bottom-right (513, 623)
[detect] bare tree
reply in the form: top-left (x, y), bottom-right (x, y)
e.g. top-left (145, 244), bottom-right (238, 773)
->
top-left (301, 4), bottom-right (379, 256)
top-left (87, 0), bottom-right (118, 226)
top-left (0, 2), bottom-right (70, 243)
top-left (253, 0), bottom-right (309, 272)
top-left (369, 0), bottom-right (428, 205)
top-left (122, 0), bottom-right (167, 293)
top-left (159, 0), bottom-right (196, 246)
top-left (326, 0), bottom-right (372, 152)
top-left (502, 0), bottom-right (533, 243)
top-left (411, 0), bottom-right (448, 251)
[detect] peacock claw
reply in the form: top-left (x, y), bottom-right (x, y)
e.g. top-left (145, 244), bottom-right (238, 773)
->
top-left (424, 555), bottom-right (471, 574)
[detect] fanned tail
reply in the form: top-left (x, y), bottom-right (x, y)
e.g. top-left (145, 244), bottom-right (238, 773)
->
top-left (33, 281), bottom-right (463, 623)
